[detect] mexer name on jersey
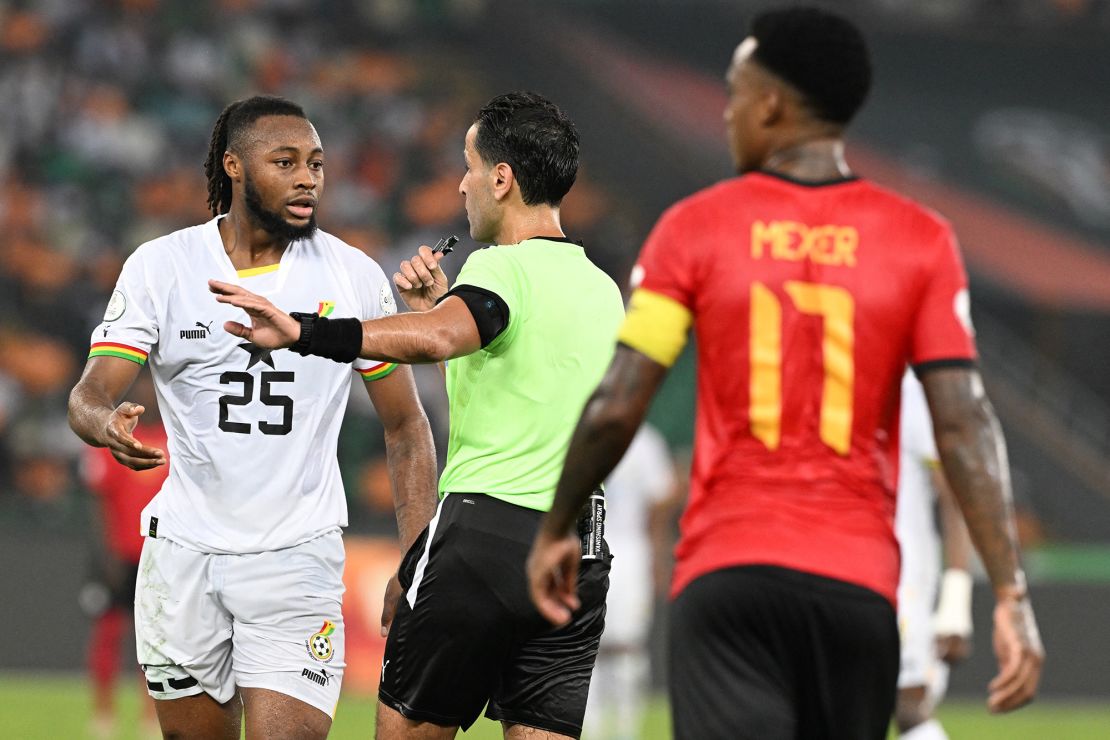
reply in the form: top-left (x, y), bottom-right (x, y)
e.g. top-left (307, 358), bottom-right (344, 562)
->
top-left (619, 172), bottom-right (976, 606)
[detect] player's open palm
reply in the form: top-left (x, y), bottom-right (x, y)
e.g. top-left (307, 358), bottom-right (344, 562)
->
top-left (104, 402), bottom-right (165, 470)
top-left (209, 279), bottom-right (300, 349)
top-left (394, 246), bottom-right (448, 313)
top-left (988, 596), bottom-right (1044, 712)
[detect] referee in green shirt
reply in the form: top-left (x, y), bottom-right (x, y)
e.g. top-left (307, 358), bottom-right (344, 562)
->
top-left (210, 91), bottom-right (624, 740)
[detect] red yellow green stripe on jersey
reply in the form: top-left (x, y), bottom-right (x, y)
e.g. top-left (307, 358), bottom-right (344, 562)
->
top-left (358, 361), bottom-right (397, 382)
top-left (317, 300), bottom-right (335, 317)
top-left (89, 342), bottom-right (149, 365)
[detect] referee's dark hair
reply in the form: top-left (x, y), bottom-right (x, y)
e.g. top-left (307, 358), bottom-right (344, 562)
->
top-left (750, 7), bottom-right (872, 125)
top-left (204, 95), bottom-right (308, 217)
top-left (474, 92), bottom-right (579, 207)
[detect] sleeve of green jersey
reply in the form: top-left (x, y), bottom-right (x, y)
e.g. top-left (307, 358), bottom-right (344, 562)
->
top-left (452, 247), bottom-right (523, 353)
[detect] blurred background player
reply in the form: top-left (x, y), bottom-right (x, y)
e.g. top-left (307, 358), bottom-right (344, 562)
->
top-left (895, 371), bottom-right (975, 740)
top-left (528, 7), bottom-right (1043, 739)
top-left (80, 372), bottom-right (164, 740)
top-left (583, 422), bottom-right (680, 740)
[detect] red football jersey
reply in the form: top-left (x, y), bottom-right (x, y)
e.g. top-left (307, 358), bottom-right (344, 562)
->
top-left (83, 423), bottom-right (169, 563)
top-left (635, 172), bottom-right (976, 605)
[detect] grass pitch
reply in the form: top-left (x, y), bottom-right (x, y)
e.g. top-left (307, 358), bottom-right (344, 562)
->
top-left (1, 674), bottom-right (1107, 738)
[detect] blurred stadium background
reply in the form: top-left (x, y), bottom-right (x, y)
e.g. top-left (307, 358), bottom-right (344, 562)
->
top-left (1, 0), bottom-right (1108, 737)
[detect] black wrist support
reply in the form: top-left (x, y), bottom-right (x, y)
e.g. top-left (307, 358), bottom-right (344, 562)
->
top-left (289, 312), bottom-right (363, 364)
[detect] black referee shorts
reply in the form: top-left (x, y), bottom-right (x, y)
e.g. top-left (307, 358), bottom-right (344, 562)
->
top-left (669, 565), bottom-right (898, 740)
top-left (379, 493), bottom-right (610, 737)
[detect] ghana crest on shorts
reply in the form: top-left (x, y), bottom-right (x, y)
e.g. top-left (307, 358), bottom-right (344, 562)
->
top-left (306, 620), bottom-right (337, 663)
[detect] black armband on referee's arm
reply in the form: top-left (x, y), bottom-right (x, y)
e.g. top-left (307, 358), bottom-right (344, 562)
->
top-left (438, 286), bottom-right (510, 348)
top-left (289, 312), bottom-right (363, 364)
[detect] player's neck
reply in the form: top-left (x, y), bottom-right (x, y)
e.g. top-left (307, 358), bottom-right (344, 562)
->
top-left (761, 137), bottom-right (852, 183)
top-left (492, 206), bottom-right (564, 246)
top-left (218, 211), bottom-right (290, 270)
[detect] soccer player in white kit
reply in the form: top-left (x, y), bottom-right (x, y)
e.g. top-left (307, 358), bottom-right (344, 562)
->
top-left (895, 372), bottom-right (975, 740)
top-left (583, 423), bottom-right (678, 740)
top-left (68, 96), bottom-right (438, 739)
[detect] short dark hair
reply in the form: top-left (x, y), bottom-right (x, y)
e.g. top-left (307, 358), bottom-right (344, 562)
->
top-left (750, 7), bottom-right (872, 125)
top-left (204, 95), bottom-right (308, 216)
top-left (473, 92), bottom-right (579, 207)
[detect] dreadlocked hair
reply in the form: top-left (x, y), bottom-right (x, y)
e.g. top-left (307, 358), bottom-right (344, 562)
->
top-left (204, 95), bottom-right (308, 216)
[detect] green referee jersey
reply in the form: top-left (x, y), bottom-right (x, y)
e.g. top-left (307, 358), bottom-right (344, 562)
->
top-left (438, 237), bottom-right (625, 512)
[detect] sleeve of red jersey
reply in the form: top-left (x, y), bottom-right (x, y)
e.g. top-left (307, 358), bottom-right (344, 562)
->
top-left (911, 224), bottom-right (978, 372)
top-left (634, 204), bottom-right (699, 309)
top-left (618, 204), bottom-right (699, 367)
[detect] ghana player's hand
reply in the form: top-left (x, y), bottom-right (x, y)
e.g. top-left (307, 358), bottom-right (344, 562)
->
top-left (103, 401), bottom-right (166, 470)
top-left (394, 245), bottom-right (448, 313)
top-left (209, 279), bottom-right (300, 349)
top-left (380, 572), bottom-right (403, 638)
top-left (988, 592), bottom-right (1044, 713)
top-left (527, 529), bottom-right (583, 627)
top-left (936, 633), bottom-right (972, 665)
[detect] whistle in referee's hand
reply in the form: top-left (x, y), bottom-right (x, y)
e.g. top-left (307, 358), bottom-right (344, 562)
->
top-left (432, 235), bottom-right (458, 255)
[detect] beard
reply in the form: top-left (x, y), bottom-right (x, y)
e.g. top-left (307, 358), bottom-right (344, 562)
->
top-left (243, 172), bottom-right (318, 243)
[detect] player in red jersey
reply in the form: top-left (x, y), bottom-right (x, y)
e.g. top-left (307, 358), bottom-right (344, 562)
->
top-left (527, 7), bottom-right (1042, 739)
top-left (81, 373), bottom-right (165, 739)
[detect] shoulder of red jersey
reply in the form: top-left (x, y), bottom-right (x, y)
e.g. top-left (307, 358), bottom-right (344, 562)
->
top-left (853, 179), bottom-right (955, 240)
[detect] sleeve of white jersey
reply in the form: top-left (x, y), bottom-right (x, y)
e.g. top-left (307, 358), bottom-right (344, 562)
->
top-left (88, 246), bottom-right (159, 366)
top-left (348, 249), bottom-right (400, 383)
top-left (901, 372), bottom-right (939, 465)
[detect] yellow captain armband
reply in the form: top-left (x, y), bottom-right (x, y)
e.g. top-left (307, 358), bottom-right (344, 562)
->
top-left (617, 288), bottom-right (693, 368)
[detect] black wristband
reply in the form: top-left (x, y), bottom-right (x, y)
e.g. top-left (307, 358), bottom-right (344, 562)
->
top-left (289, 312), bottom-right (318, 354)
top-left (289, 312), bottom-right (363, 364)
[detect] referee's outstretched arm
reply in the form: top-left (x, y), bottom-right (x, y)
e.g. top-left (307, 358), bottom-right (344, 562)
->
top-left (209, 268), bottom-right (483, 366)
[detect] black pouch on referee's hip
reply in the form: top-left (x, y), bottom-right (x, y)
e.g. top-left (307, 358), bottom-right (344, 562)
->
top-left (576, 489), bottom-right (607, 560)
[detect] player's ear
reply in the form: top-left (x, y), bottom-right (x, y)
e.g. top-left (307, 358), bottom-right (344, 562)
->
top-left (492, 162), bottom-right (514, 202)
top-left (223, 151), bottom-right (242, 182)
top-left (759, 87), bottom-right (785, 127)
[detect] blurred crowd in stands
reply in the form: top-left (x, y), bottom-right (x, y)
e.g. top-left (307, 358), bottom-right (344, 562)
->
top-left (0, 0), bottom-right (643, 538)
top-left (4, 0), bottom-right (1091, 541)
top-left (873, 0), bottom-right (1110, 24)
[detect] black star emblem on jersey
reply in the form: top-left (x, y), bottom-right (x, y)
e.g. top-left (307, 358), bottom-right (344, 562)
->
top-left (238, 342), bottom-right (277, 369)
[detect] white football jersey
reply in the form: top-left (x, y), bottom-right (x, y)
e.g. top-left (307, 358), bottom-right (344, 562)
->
top-left (895, 371), bottom-right (941, 563)
top-left (601, 423), bottom-right (675, 646)
top-left (892, 370), bottom-right (945, 661)
top-left (605, 424), bottom-right (675, 545)
top-left (896, 371), bottom-right (952, 689)
top-left (89, 216), bottom-right (399, 554)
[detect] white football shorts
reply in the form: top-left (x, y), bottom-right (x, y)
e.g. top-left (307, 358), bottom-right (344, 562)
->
top-left (897, 559), bottom-right (947, 706)
top-left (135, 530), bottom-right (346, 717)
